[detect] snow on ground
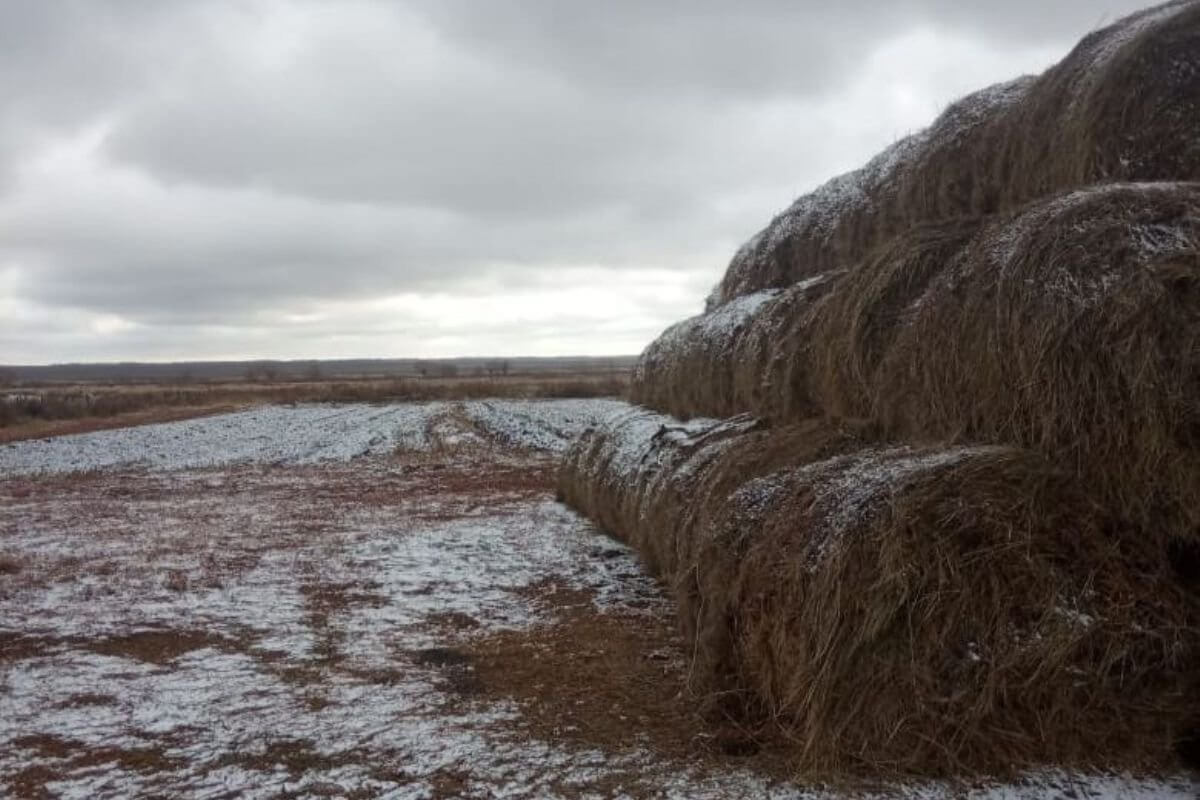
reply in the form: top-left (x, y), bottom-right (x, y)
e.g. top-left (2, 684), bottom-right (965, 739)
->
top-left (1, 401), bottom-right (1196, 798)
top-left (463, 399), bottom-right (627, 455)
top-left (0, 399), bottom-right (623, 475)
top-left (0, 465), bottom-right (682, 798)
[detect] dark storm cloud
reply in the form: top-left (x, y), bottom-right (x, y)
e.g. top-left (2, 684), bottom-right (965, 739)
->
top-left (0, 0), bottom-right (1160, 363)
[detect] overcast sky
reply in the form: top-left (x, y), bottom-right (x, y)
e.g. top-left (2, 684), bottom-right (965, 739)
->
top-left (0, 0), bottom-right (1155, 364)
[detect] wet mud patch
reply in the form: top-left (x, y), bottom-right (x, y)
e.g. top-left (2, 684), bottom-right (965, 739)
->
top-left (411, 646), bottom-right (483, 697)
top-left (85, 629), bottom-right (238, 665)
top-left (0, 631), bottom-right (74, 662)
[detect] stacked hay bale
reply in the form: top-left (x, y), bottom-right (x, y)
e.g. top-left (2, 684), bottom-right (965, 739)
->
top-left (634, 184), bottom-right (1200, 546)
top-left (562, 0), bottom-right (1200, 777)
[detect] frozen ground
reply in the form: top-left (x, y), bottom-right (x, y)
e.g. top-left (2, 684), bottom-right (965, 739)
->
top-left (1, 401), bottom-right (1196, 798)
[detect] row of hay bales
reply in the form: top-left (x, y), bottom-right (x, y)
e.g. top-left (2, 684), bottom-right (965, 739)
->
top-left (713, 0), bottom-right (1200, 306)
top-left (561, 0), bottom-right (1200, 777)
top-left (560, 411), bottom-right (1196, 774)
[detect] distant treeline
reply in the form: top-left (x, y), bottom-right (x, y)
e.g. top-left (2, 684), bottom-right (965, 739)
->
top-left (0, 356), bottom-right (636, 386)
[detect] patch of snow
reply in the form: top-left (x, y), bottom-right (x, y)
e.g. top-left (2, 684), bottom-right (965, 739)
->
top-left (0, 403), bottom-right (444, 475)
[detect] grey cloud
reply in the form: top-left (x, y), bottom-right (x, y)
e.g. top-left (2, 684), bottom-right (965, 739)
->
top-left (101, 0), bottom-right (1152, 215)
top-left (0, 0), bottom-right (1166, 362)
top-left (407, 1), bottom-right (1151, 94)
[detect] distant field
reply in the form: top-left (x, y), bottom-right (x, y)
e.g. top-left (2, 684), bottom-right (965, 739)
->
top-left (0, 371), bottom-right (629, 443)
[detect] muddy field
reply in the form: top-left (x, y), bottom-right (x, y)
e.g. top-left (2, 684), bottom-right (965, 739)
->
top-left (1, 401), bottom-right (1196, 799)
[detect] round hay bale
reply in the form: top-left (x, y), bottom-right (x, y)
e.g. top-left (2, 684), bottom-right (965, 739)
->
top-left (633, 219), bottom-right (978, 422)
top-left (690, 444), bottom-right (1199, 776)
top-left (875, 182), bottom-right (1200, 545)
top-left (558, 409), bottom-right (759, 576)
top-left (631, 273), bottom-right (840, 421)
top-left (559, 411), bottom-right (863, 577)
top-left (715, 0), bottom-right (1200, 306)
top-left (630, 290), bottom-right (785, 421)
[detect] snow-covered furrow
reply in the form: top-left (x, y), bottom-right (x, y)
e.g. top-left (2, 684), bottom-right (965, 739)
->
top-left (463, 398), bottom-right (628, 454)
top-left (0, 404), bottom-right (442, 475)
top-left (0, 399), bottom-right (631, 475)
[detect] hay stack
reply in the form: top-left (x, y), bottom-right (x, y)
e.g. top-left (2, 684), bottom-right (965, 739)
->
top-left (562, 0), bottom-right (1200, 777)
top-left (634, 218), bottom-right (979, 421)
top-left (560, 417), bottom-right (1198, 775)
top-left (633, 183), bottom-right (1200, 544)
top-left (715, 0), bottom-right (1200, 306)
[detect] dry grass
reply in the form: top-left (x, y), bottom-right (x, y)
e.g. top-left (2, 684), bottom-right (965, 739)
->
top-left (559, 411), bottom-right (1200, 777)
top-left (0, 404), bottom-right (242, 444)
top-left (715, 1), bottom-right (1200, 304)
top-left (469, 579), bottom-right (798, 779)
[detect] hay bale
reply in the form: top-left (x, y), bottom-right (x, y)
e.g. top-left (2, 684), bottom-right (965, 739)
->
top-left (696, 444), bottom-right (1197, 775)
top-left (633, 218), bottom-right (980, 422)
top-left (559, 408), bottom-right (762, 576)
top-left (873, 182), bottom-right (1200, 545)
top-left (715, 0), bottom-right (1200, 306)
top-left (559, 415), bottom-right (1199, 775)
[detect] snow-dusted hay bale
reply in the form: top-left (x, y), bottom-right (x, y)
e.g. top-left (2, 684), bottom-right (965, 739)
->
top-left (873, 182), bottom-right (1200, 546)
top-left (560, 415), bottom-right (1199, 775)
top-left (715, 0), bottom-right (1200, 305)
top-left (633, 218), bottom-right (979, 423)
top-left (693, 444), bottom-right (1197, 776)
top-left (558, 408), bottom-right (770, 576)
top-left (630, 274), bottom-right (838, 421)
